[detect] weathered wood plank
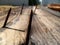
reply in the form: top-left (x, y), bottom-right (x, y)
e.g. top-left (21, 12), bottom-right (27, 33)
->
top-left (0, 28), bottom-right (26, 45)
top-left (0, 6), bottom-right (20, 28)
top-left (30, 15), bottom-right (48, 45)
top-left (35, 16), bottom-right (58, 45)
top-left (6, 7), bottom-right (31, 31)
top-left (35, 9), bottom-right (60, 45)
top-left (30, 15), bottom-right (58, 45)
top-left (0, 7), bottom-right (10, 28)
top-left (6, 7), bottom-right (22, 24)
top-left (0, 6), bottom-right (31, 45)
top-left (29, 8), bottom-right (60, 45)
top-left (22, 6), bottom-right (32, 15)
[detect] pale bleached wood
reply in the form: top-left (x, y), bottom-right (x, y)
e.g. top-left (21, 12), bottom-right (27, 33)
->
top-left (0, 6), bottom-right (31, 45)
top-left (22, 6), bottom-right (32, 15)
top-left (7, 7), bottom-right (22, 24)
top-left (0, 8), bottom-right (10, 28)
top-left (0, 28), bottom-right (26, 45)
top-left (6, 7), bottom-right (31, 31)
top-left (0, 7), bottom-right (22, 28)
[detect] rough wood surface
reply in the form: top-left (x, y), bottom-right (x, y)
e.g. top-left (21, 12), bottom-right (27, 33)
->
top-left (0, 6), bottom-right (31, 45)
top-left (0, 28), bottom-right (26, 45)
top-left (0, 7), bottom-right (10, 28)
top-left (6, 7), bottom-right (22, 26)
top-left (29, 8), bottom-right (60, 45)
top-left (0, 6), bottom-right (21, 28)
top-left (6, 7), bottom-right (31, 30)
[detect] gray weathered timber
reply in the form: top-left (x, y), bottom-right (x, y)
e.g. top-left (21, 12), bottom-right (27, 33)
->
top-left (29, 8), bottom-right (60, 45)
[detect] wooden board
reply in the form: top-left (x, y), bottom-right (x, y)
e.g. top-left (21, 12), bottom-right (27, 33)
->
top-left (6, 7), bottom-right (22, 25)
top-left (22, 6), bottom-right (32, 15)
top-left (41, 6), bottom-right (60, 17)
top-left (0, 7), bottom-right (10, 28)
top-left (0, 28), bottom-right (26, 45)
top-left (6, 7), bottom-right (31, 31)
top-left (29, 8), bottom-right (60, 45)
top-left (0, 6), bottom-right (21, 28)
top-left (0, 6), bottom-right (31, 45)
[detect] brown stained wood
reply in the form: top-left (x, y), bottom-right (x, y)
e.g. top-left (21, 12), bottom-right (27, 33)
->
top-left (48, 4), bottom-right (60, 11)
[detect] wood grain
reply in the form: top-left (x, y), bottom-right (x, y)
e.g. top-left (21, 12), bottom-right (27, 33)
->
top-left (0, 6), bottom-right (31, 45)
top-left (29, 8), bottom-right (60, 45)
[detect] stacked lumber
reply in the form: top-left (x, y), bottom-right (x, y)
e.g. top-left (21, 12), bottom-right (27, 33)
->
top-left (29, 8), bottom-right (60, 45)
top-left (0, 6), bottom-right (31, 45)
